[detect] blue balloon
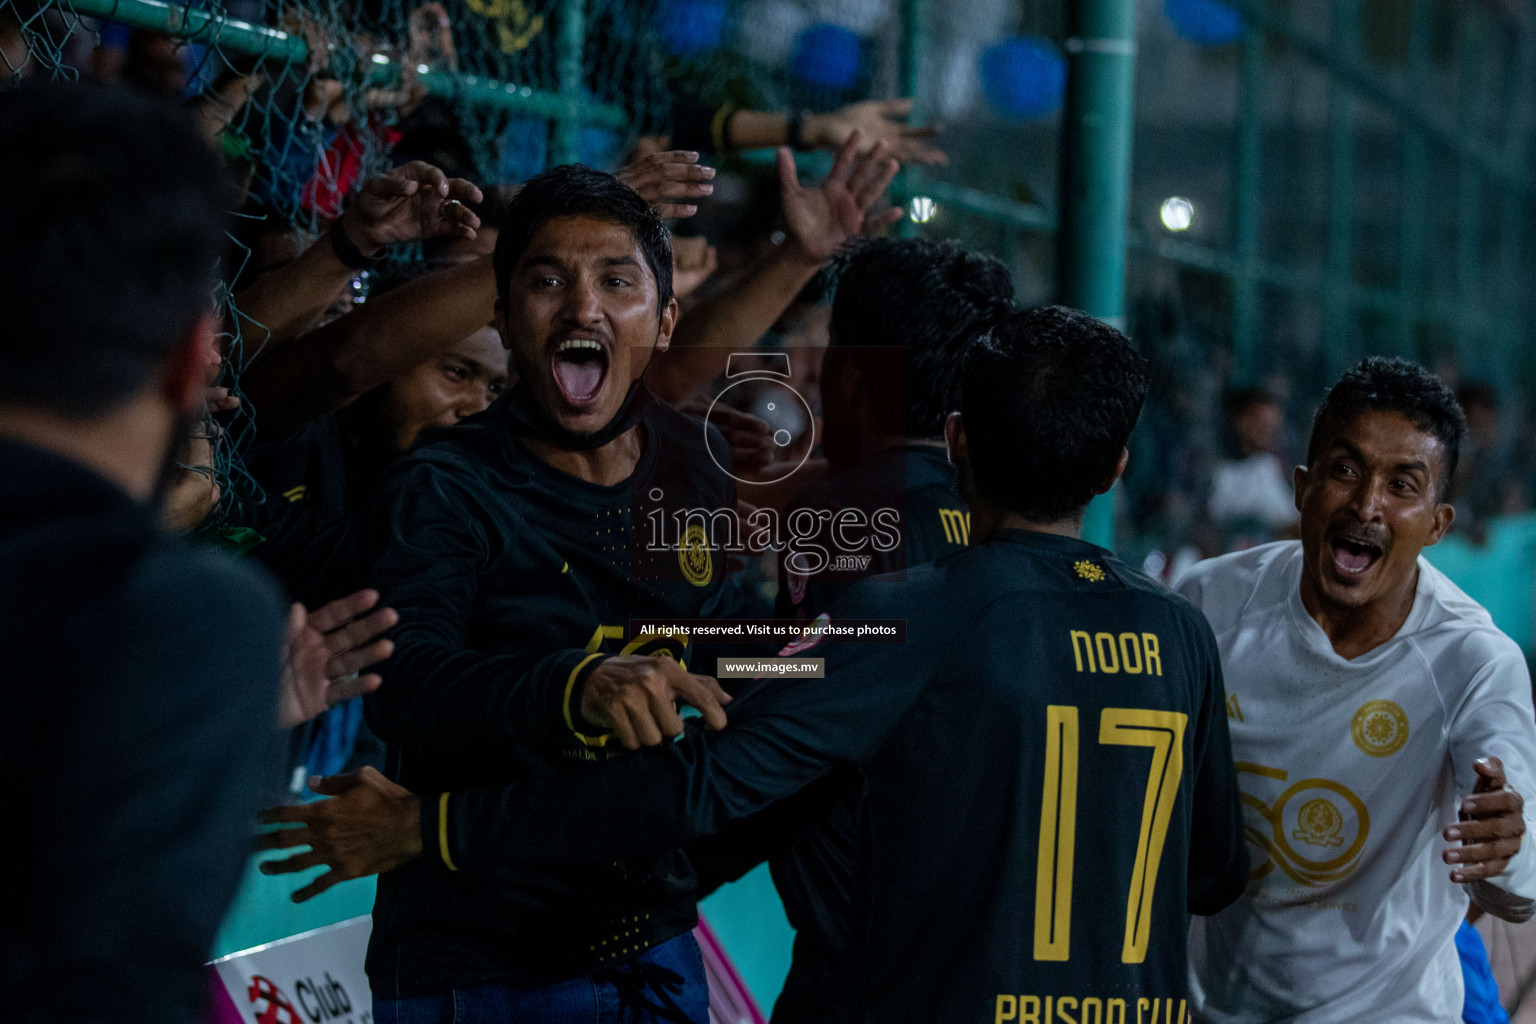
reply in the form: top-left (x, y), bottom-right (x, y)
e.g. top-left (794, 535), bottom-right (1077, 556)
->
top-left (793, 24), bottom-right (862, 91)
top-left (1165, 0), bottom-right (1243, 45)
top-left (980, 37), bottom-right (1067, 121)
top-left (579, 126), bottom-right (624, 172)
top-left (499, 116), bottom-right (548, 184)
top-left (656, 0), bottom-right (727, 57)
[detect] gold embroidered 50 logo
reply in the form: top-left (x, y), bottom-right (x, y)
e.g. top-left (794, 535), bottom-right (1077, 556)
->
top-left (1237, 762), bottom-right (1370, 886)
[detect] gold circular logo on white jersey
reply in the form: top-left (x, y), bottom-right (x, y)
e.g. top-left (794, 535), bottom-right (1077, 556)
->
top-left (1293, 797), bottom-right (1345, 848)
top-left (1247, 775), bottom-right (1370, 885)
top-left (678, 524), bottom-right (712, 587)
top-left (1351, 699), bottom-right (1409, 757)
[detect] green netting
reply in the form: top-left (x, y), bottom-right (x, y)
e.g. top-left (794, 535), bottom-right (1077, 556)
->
top-left (0, 0), bottom-right (967, 526)
top-left (5, 0), bottom-right (1536, 553)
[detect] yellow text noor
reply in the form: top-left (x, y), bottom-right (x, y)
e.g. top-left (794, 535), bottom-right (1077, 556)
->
top-left (1069, 631), bottom-right (1162, 676)
top-left (996, 995), bottom-right (1188, 1024)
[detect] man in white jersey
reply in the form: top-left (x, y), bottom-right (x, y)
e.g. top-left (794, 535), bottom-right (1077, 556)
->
top-left (1176, 356), bottom-right (1536, 1023)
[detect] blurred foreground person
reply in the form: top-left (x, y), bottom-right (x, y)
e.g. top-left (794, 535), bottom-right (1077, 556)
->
top-left (0, 81), bottom-right (393, 1024)
top-left (264, 308), bottom-right (1249, 1023)
top-left (0, 82), bottom-right (285, 1024)
top-left (1178, 358), bottom-right (1536, 1022)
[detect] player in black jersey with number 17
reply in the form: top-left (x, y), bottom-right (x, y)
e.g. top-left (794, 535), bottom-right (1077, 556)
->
top-left (265, 306), bottom-right (1248, 1023)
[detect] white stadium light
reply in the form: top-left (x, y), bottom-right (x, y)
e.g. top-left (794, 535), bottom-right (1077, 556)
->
top-left (909, 196), bottom-right (938, 224)
top-left (1160, 196), bottom-right (1194, 232)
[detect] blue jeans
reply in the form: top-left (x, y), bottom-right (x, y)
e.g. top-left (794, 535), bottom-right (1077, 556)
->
top-left (374, 931), bottom-right (709, 1024)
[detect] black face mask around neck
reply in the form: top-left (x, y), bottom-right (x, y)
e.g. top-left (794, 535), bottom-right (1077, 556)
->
top-left (503, 377), bottom-right (658, 451)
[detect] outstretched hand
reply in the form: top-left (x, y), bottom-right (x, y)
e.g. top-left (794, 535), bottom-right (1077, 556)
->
top-left (618, 149), bottom-right (716, 219)
top-left (277, 589), bottom-right (398, 729)
top-left (777, 131), bottom-right (900, 264)
top-left (335, 162), bottom-right (484, 256)
top-left (1445, 756), bottom-right (1528, 880)
top-left (257, 767), bottom-right (422, 902)
top-left (1448, 757), bottom-right (1533, 921)
top-left (809, 97), bottom-right (947, 167)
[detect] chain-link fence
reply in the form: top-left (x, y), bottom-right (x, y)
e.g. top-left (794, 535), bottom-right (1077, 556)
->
top-left (5, 0), bottom-right (1535, 561)
top-left (893, 0), bottom-right (1536, 566)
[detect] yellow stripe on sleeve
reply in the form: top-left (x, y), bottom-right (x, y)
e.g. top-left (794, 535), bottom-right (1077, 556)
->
top-left (438, 792), bottom-right (458, 872)
top-left (563, 653), bottom-right (606, 733)
top-left (710, 103), bottom-right (736, 152)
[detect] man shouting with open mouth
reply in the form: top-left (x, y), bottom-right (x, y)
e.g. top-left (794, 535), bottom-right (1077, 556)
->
top-left (271, 140), bottom-right (896, 1024)
top-left (1177, 357), bottom-right (1536, 1023)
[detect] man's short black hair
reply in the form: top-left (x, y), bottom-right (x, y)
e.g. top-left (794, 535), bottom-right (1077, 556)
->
top-left (961, 306), bottom-right (1150, 522)
top-left (0, 81), bottom-right (229, 417)
top-left (830, 237), bottom-right (1015, 438)
top-left (1306, 356), bottom-right (1467, 498)
top-left (493, 165), bottom-right (672, 313)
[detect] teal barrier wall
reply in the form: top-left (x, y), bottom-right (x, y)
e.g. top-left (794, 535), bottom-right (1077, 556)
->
top-left (224, 852), bottom-right (797, 1011)
top-left (1423, 513), bottom-right (1536, 654)
top-left (699, 865), bottom-right (795, 1012)
top-left (214, 856), bottom-right (376, 958)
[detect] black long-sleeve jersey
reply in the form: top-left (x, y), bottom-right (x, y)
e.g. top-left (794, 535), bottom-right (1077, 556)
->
top-left (426, 529), bottom-right (1248, 1023)
top-left (238, 413), bottom-right (400, 795)
top-left (356, 394), bottom-right (755, 996)
top-left (772, 443), bottom-right (968, 1023)
top-left (687, 442), bottom-right (968, 1022)
top-left (0, 439), bottom-right (284, 1024)
top-left (240, 411), bottom-right (392, 607)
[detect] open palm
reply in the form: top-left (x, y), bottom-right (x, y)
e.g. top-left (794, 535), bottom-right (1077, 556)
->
top-left (815, 98), bottom-right (947, 167)
top-left (777, 131), bottom-right (901, 263)
top-left (277, 589), bottom-right (398, 728)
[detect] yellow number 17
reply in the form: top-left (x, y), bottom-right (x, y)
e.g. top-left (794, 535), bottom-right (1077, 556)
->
top-left (1033, 705), bottom-right (1188, 964)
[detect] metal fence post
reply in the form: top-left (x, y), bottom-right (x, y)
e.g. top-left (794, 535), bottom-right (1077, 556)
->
top-left (53, 0), bottom-right (627, 124)
top-left (1057, 0), bottom-right (1138, 327)
top-left (552, 0), bottom-right (586, 166)
top-left (1057, 0), bottom-right (1138, 549)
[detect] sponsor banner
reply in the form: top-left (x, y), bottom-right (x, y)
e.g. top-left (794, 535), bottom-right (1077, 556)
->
top-left (208, 916), bottom-right (373, 1024)
top-left (205, 913), bottom-right (763, 1024)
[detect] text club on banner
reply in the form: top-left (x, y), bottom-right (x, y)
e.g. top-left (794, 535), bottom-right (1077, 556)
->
top-left (206, 916), bottom-right (373, 1024)
top-left (205, 912), bottom-right (762, 1023)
